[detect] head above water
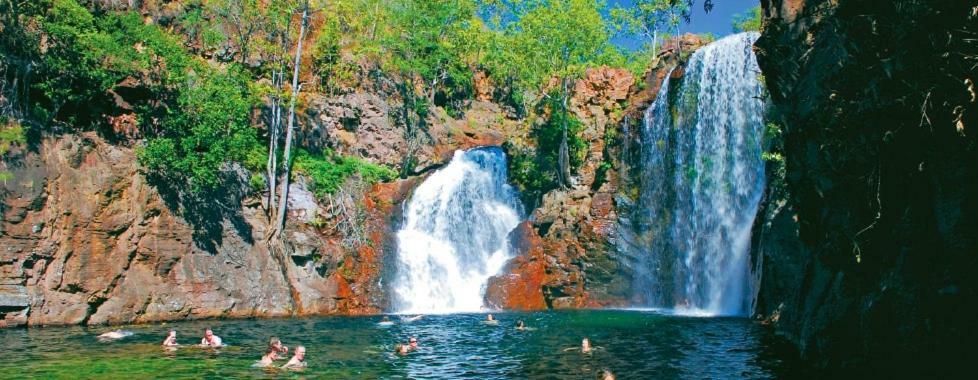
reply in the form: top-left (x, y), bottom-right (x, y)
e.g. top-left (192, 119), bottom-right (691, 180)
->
top-left (582, 338), bottom-right (592, 349)
top-left (295, 346), bottom-right (306, 360)
top-left (168, 330), bottom-right (176, 337)
top-left (269, 337), bottom-right (282, 348)
top-left (487, 314), bottom-right (494, 321)
top-left (204, 329), bottom-right (213, 338)
top-left (409, 337), bottom-right (418, 346)
top-left (516, 320), bottom-right (525, 328)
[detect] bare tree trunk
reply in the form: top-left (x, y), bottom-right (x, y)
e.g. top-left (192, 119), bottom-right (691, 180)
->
top-left (266, 71), bottom-right (283, 220)
top-left (274, 2), bottom-right (309, 236)
top-left (557, 78), bottom-right (572, 189)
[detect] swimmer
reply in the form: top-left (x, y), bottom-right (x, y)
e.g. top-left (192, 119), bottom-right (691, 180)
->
top-left (162, 330), bottom-right (179, 347)
top-left (200, 328), bottom-right (223, 347)
top-left (484, 314), bottom-right (498, 325)
top-left (394, 344), bottom-right (410, 355)
top-left (268, 336), bottom-right (289, 358)
top-left (515, 320), bottom-right (526, 331)
top-left (581, 337), bottom-right (593, 354)
top-left (408, 336), bottom-right (418, 351)
top-left (601, 369), bottom-right (616, 380)
top-left (282, 345), bottom-right (307, 369)
top-left (563, 337), bottom-right (597, 353)
top-left (255, 348), bottom-right (279, 367)
top-left (378, 316), bottom-right (394, 326)
top-left (98, 330), bottom-right (132, 340)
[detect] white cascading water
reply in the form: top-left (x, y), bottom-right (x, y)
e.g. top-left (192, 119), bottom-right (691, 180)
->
top-left (635, 32), bottom-right (767, 316)
top-left (392, 147), bottom-right (523, 314)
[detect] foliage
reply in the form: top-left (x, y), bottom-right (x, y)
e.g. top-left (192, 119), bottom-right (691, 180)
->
top-left (610, 0), bottom-right (688, 52)
top-left (732, 6), bottom-right (762, 33)
top-left (0, 119), bottom-right (26, 156)
top-left (138, 65), bottom-right (260, 190)
top-left (484, 0), bottom-right (622, 105)
top-left (507, 94), bottom-right (588, 205)
top-left (293, 150), bottom-right (397, 198)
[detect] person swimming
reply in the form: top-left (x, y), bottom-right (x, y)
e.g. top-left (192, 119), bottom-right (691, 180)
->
top-left (200, 328), bottom-right (223, 347)
top-left (255, 348), bottom-right (279, 367)
top-left (408, 336), bottom-right (418, 351)
top-left (97, 330), bottom-right (132, 341)
top-left (484, 314), bottom-right (498, 325)
top-left (515, 320), bottom-right (526, 331)
top-left (162, 330), bottom-right (179, 347)
top-left (564, 337), bottom-right (597, 354)
top-left (268, 336), bottom-right (289, 358)
top-left (394, 344), bottom-right (410, 355)
top-left (601, 369), bottom-right (616, 380)
top-left (378, 316), bottom-right (394, 326)
top-left (282, 345), bottom-right (307, 369)
top-left (581, 337), bottom-right (593, 354)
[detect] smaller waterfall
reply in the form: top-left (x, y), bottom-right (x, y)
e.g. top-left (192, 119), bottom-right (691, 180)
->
top-left (635, 32), bottom-right (767, 316)
top-left (393, 147), bottom-right (523, 314)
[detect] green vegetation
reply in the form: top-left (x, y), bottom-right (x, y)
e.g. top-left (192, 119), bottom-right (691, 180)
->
top-left (0, 118), bottom-right (26, 183)
top-left (732, 6), bottom-right (762, 33)
top-left (611, 0), bottom-right (688, 55)
top-left (0, 0), bottom-right (699, 209)
top-left (293, 150), bottom-right (397, 198)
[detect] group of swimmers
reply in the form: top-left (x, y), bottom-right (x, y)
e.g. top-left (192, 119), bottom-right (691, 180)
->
top-left (96, 313), bottom-right (614, 378)
top-left (99, 328), bottom-right (306, 370)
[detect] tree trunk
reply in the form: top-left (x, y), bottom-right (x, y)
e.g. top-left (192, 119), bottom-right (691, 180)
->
top-left (274, 2), bottom-right (309, 236)
top-left (557, 78), bottom-right (572, 189)
top-left (266, 71), bottom-right (283, 220)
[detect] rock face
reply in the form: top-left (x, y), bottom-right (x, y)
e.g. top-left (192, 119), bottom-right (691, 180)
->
top-left (0, 133), bottom-right (413, 327)
top-left (754, 0), bottom-right (977, 375)
top-left (486, 62), bottom-right (683, 310)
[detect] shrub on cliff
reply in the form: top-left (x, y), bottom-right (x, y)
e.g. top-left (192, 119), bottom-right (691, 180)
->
top-left (293, 149), bottom-right (397, 198)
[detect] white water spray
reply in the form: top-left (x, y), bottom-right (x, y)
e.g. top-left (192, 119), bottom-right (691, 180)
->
top-left (635, 32), bottom-right (767, 316)
top-left (392, 147), bottom-right (523, 314)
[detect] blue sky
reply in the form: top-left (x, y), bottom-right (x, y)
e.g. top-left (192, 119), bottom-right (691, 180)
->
top-left (608, 0), bottom-right (760, 49)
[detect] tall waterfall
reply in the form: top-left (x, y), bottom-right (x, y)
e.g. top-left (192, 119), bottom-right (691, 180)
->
top-left (635, 32), bottom-right (767, 316)
top-left (392, 147), bottom-right (523, 313)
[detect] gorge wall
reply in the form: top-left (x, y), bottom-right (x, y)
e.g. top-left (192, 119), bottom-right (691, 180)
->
top-left (0, 52), bottom-right (644, 327)
top-left (753, 0), bottom-right (977, 375)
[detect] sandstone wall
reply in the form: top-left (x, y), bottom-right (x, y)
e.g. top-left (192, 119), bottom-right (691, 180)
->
top-left (0, 132), bottom-right (415, 327)
top-left (754, 0), bottom-right (977, 375)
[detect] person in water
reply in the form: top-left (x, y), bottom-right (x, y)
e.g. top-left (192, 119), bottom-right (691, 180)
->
top-left (98, 330), bottom-right (131, 340)
top-left (515, 320), bottom-right (526, 331)
top-left (268, 336), bottom-right (289, 357)
top-left (601, 369), bottom-right (616, 380)
top-left (581, 337), bottom-right (593, 354)
top-left (255, 348), bottom-right (279, 367)
top-left (162, 330), bottom-right (179, 347)
top-left (408, 336), bottom-right (419, 351)
top-left (395, 344), bottom-right (410, 355)
top-left (200, 328), bottom-right (223, 347)
top-left (282, 346), bottom-right (307, 369)
top-left (486, 314), bottom-right (495, 322)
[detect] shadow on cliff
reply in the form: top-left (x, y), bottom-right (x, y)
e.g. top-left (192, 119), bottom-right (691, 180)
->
top-left (147, 170), bottom-right (254, 254)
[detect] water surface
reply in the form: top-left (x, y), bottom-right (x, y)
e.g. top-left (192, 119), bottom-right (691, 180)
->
top-left (0, 310), bottom-right (802, 379)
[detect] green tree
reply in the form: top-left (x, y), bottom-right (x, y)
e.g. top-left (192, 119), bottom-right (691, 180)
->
top-left (487, 0), bottom-right (619, 187)
top-left (732, 6), bottom-right (762, 33)
top-left (610, 0), bottom-right (687, 55)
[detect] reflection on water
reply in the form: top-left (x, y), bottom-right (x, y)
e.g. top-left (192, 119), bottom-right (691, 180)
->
top-left (0, 310), bottom-right (802, 379)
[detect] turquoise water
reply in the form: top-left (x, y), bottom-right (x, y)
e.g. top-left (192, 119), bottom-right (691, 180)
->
top-left (0, 310), bottom-right (802, 379)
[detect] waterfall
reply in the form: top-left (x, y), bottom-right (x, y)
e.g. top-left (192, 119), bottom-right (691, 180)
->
top-left (635, 32), bottom-right (767, 316)
top-left (392, 147), bottom-right (524, 314)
